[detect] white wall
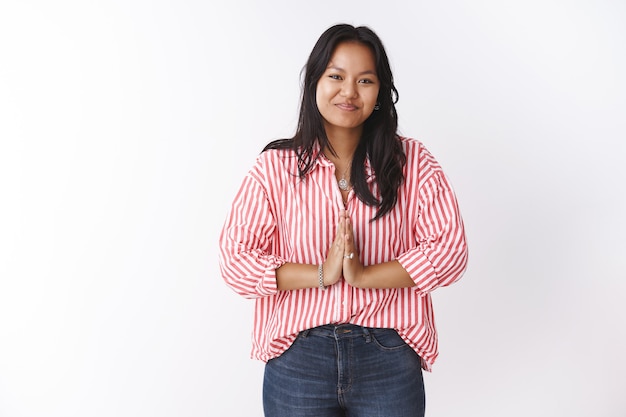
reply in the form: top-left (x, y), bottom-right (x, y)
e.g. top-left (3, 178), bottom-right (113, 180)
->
top-left (1, 0), bottom-right (624, 416)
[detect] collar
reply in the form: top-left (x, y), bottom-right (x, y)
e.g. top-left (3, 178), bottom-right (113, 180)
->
top-left (311, 142), bottom-right (376, 183)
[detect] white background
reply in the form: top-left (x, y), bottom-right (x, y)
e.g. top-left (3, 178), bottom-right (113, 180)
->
top-left (1, 0), bottom-right (625, 416)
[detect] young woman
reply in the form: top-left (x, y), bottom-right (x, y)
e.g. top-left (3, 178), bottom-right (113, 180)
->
top-left (219, 23), bottom-right (468, 417)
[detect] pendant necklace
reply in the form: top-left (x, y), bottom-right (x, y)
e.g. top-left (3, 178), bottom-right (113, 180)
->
top-left (337, 163), bottom-right (351, 191)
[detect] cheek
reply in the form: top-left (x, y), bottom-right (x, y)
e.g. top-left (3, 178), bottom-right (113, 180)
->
top-left (363, 90), bottom-right (380, 115)
top-left (315, 83), bottom-right (333, 112)
top-left (316, 82), bottom-right (330, 100)
top-left (315, 83), bottom-right (323, 105)
top-left (368, 88), bottom-right (380, 106)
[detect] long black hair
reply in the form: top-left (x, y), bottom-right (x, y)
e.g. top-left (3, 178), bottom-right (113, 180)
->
top-left (263, 23), bottom-right (406, 221)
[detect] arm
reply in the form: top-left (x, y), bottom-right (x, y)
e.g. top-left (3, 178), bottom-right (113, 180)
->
top-left (276, 210), bottom-right (350, 290)
top-left (341, 215), bottom-right (416, 289)
top-left (399, 170), bottom-right (468, 293)
top-left (218, 171), bottom-right (284, 299)
top-left (343, 171), bottom-right (468, 292)
top-left (219, 161), bottom-right (349, 296)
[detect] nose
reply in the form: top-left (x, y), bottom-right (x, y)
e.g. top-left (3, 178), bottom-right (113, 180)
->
top-left (340, 80), bottom-right (358, 98)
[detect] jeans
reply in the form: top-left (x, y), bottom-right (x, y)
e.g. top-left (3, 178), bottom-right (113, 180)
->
top-left (263, 324), bottom-right (425, 417)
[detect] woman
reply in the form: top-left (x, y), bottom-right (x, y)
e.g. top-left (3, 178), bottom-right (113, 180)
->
top-left (219, 23), bottom-right (468, 417)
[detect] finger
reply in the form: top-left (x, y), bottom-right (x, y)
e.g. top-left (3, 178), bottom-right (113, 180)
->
top-left (343, 235), bottom-right (351, 258)
top-left (339, 215), bottom-right (346, 251)
top-left (339, 212), bottom-right (346, 243)
top-left (346, 216), bottom-right (355, 246)
top-left (330, 215), bottom-right (345, 258)
top-left (333, 213), bottom-right (343, 245)
top-left (342, 217), bottom-right (355, 261)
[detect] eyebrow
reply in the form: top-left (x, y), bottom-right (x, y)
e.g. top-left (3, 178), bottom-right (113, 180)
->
top-left (326, 66), bottom-right (378, 76)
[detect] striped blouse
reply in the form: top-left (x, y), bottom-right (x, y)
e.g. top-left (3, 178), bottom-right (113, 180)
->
top-left (218, 136), bottom-right (468, 371)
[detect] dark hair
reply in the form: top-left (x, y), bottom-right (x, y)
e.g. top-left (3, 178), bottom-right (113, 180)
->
top-left (263, 23), bottom-right (406, 220)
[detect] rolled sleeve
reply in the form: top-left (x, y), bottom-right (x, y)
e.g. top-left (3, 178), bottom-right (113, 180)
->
top-left (219, 168), bottom-right (286, 299)
top-left (397, 170), bottom-right (468, 293)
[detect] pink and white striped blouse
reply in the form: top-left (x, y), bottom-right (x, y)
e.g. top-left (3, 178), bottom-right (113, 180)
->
top-left (219, 136), bottom-right (468, 371)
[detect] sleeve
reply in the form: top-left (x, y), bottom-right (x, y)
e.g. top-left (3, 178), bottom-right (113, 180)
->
top-left (218, 159), bottom-right (286, 299)
top-left (396, 146), bottom-right (468, 294)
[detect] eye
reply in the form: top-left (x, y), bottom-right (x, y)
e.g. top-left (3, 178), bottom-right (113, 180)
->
top-left (329, 74), bottom-right (342, 80)
top-left (358, 78), bottom-right (375, 84)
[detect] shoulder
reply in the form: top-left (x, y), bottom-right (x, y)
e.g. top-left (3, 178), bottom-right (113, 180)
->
top-left (398, 136), bottom-right (449, 189)
top-left (253, 148), bottom-right (297, 169)
top-left (247, 148), bottom-right (299, 184)
top-left (398, 136), bottom-right (439, 167)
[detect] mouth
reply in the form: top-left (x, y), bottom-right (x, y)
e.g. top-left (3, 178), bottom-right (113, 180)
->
top-left (335, 103), bottom-right (358, 111)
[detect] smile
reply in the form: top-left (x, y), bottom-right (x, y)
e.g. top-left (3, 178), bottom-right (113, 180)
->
top-left (335, 103), bottom-right (358, 111)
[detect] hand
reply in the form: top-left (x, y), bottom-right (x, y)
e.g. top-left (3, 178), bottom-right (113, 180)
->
top-left (341, 213), bottom-right (365, 287)
top-left (322, 210), bottom-right (348, 287)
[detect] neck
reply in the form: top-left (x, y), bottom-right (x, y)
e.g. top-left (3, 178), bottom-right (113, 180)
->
top-left (323, 124), bottom-right (362, 161)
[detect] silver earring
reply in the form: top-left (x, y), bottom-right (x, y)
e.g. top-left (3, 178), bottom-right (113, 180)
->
top-left (374, 103), bottom-right (380, 110)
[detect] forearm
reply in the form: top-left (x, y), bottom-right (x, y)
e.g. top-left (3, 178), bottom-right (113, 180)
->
top-left (276, 263), bottom-right (320, 291)
top-left (356, 260), bottom-right (416, 289)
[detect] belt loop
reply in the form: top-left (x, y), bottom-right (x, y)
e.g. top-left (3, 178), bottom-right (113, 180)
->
top-left (299, 329), bottom-right (311, 338)
top-left (362, 327), bottom-right (371, 343)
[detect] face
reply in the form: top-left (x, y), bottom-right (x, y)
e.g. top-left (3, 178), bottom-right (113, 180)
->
top-left (316, 41), bottom-right (380, 136)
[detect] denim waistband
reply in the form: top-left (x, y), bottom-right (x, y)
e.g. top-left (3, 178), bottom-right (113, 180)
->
top-left (300, 324), bottom-right (396, 340)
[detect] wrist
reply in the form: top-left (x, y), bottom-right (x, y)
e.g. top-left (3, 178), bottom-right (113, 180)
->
top-left (318, 263), bottom-right (326, 290)
top-left (355, 264), bottom-right (368, 288)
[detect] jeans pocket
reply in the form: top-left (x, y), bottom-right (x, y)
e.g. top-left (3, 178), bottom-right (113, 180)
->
top-left (368, 328), bottom-right (410, 352)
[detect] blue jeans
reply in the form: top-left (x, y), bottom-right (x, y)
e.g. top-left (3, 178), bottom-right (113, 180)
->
top-left (263, 324), bottom-right (425, 417)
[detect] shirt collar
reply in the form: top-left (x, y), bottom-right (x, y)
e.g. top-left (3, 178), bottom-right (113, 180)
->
top-left (311, 142), bottom-right (375, 182)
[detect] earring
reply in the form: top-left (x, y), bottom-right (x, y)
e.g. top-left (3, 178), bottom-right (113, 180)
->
top-left (374, 103), bottom-right (380, 110)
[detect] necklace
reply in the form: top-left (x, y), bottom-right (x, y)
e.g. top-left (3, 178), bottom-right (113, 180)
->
top-left (337, 163), bottom-right (351, 191)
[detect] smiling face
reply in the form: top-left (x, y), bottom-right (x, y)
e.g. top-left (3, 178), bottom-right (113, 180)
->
top-left (315, 41), bottom-right (380, 138)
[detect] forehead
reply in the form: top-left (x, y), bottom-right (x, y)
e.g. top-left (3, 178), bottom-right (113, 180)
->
top-left (327, 41), bottom-right (376, 71)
